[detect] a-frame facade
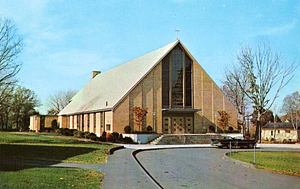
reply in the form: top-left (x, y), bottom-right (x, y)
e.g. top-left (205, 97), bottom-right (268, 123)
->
top-left (59, 40), bottom-right (238, 136)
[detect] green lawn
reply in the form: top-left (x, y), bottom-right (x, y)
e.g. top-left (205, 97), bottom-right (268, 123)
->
top-left (229, 151), bottom-right (300, 176)
top-left (0, 167), bottom-right (103, 188)
top-left (0, 132), bottom-right (117, 188)
top-left (0, 132), bottom-right (116, 164)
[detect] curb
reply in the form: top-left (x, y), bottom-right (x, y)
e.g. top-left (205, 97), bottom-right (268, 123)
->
top-left (109, 146), bottom-right (125, 155)
top-left (132, 149), bottom-right (164, 189)
top-left (130, 146), bottom-right (218, 189)
top-left (222, 152), bottom-right (257, 169)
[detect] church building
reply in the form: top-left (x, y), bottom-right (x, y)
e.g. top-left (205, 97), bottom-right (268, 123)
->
top-left (58, 40), bottom-right (238, 136)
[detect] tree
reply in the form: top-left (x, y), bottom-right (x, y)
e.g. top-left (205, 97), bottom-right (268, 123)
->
top-left (217, 110), bottom-right (230, 133)
top-left (222, 70), bottom-right (249, 116)
top-left (132, 106), bottom-right (148, 131)
top-left (11, 86), bottom-right (40, 131)
top-left (0, 17), bottom-right (23, 87)
top-left (229, 42), bottom-right (297, 142)
top-left (0, 84), bottom-right (14, 129)
top-left (47, 89), bottom-right (76, 115)
top-left (251, 109), bottom-right (274, 127)
top-left (222, 68), bottom-right (250, 133)
top-left (281, 91), bottom-right (300, 140)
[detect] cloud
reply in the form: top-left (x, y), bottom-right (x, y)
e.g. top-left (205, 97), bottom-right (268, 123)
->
top-left (24, 26), bottom-right (71, 53)
top-left (0, 0), bottom-right (49, 29)
top-left (251, 20), bottom-right (297, 37)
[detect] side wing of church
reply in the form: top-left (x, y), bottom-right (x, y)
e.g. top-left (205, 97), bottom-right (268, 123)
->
top-left (58, 40), bottom-right (238, 136)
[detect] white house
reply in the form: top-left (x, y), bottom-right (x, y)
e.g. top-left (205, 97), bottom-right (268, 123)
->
top-left (262, 122), bottom-right (300, 142)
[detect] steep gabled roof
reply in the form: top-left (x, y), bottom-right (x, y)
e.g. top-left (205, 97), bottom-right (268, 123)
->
top-left (59, 40), bottom-right (179, 115)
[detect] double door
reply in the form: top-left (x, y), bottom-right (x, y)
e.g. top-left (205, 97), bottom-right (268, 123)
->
top-left (162, 115), bottom-right (193, 134)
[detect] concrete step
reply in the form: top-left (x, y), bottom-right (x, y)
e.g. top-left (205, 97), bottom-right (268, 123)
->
top-left (149, 134), bottom-right (164, 145)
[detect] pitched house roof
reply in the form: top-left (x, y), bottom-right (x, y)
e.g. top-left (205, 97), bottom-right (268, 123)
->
top-left (59, 40), bottom-right (179, 115)
top-left (262, 122), bottom-right (300, 130)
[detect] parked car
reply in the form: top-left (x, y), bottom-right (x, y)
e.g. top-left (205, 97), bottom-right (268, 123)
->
top-left (212, 137), bottom-right (257, 149)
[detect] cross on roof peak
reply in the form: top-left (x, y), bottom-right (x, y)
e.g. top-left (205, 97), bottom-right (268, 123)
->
top-left (175, 29), bottom-right (180, 40)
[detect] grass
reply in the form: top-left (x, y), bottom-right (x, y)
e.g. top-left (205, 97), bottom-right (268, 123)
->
top-left (229, 151), bottom-right (300, 176)
top-left (0, 132), bottom-right (117, 164)
top-left (0, 167), bottom-right (103, 188)
top-left (0, 132), bottom-right (118, 188)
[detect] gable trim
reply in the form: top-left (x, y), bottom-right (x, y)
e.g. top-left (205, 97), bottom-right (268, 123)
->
top-left (112, 40), bottom-right (180, 110)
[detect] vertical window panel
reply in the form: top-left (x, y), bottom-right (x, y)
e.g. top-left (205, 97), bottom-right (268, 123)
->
top-left (171, 46), bottom-right (183, 108)
top-left (162, 53), bottom-right (170, 108)
top-left (185, 54), bottom-right (192, 107)
top-left (161, 44), bottom-right (193, 109)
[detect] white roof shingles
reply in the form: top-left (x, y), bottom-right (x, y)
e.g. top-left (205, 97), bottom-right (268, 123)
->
top-left (59, 40), bottom-right (179, 115)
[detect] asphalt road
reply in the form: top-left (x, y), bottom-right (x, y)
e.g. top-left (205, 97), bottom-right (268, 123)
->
top-left (136, 148), bottom-right (300, 189)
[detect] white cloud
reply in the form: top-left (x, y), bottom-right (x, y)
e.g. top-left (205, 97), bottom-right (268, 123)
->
top-left (0, 0), bottom-right (49, 29)
top-left (251, 20), bottom-right (297, 37)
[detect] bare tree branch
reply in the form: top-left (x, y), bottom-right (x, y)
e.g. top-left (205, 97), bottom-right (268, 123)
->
top-left (228, 41), bottom-right (298, 142)
top-left (47, 90), bottom-right (77, 115)
top-left (0, 17), bottom-right (23, 86)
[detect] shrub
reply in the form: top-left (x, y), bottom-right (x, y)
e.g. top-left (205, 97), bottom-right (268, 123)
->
top-left (123, 137), bottom-right (134, 144)
top-left (107, 132), bottom-right (119, 143)
top-left (118, 134), bottom-right (124, 142)
top-left (55, 128), bottom-right (63, 134)
top-left (124, 126), bottom-right (131, 134)
top-left (99, 136), bottom-right (106, 142)
top-left (87, 133), bottom-right (97, 140)
top-left (64, 128), bottom-right (72, 136)
top-left (69, 129), bottom-right (77, 136)
top-left (56, 128), bottom-right (76, 136)
top-left (45, 128), bottom-right (55, 133)
top-left (73, 131), bottom-right (84, 138)
top-left (112, 132), bottom-right (119, 138)
top-left (84, 132), bottom-right (90, 138)
top-left (146, 125), bottom-right (153, 132)
top-left (101, 131), bottom-right (107, 138)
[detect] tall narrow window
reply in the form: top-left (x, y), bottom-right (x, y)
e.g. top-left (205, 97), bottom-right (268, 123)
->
top-left (185, 54), bottom-right (192, 108)
top-left (77, 115), bottom-right (81, 131)
top-left (162, 44), bottom-right (193, 109)
top-left (81, 115), bottom-right (84, 131)
top-left (87, 114), bottom-right (90, 131)
top-left (94, 113), bottom-right (97, 130)
top-left (171, 46), bottom-right (184, 108)
top-left (162, 53), bottom-right (170, 108)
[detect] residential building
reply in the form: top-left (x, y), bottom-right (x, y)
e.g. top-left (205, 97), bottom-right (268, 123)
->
top-left (262, 122), bottom-right (300, 142)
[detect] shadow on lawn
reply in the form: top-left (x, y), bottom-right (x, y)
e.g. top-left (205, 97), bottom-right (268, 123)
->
top-left (0, 144), bottom-right (98, 172)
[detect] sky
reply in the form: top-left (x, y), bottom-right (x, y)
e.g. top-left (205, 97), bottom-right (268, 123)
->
top-left (0, 0), bottom-right (299, 114)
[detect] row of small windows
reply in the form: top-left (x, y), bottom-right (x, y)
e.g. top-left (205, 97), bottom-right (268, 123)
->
top-left (69, 113), bottom-right (110, 132)
top-left (270, 130), bottom-right (290, 135)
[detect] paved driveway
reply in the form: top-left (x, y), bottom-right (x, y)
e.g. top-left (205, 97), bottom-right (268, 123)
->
top-left (136, 148), bottom-right (300, 189)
